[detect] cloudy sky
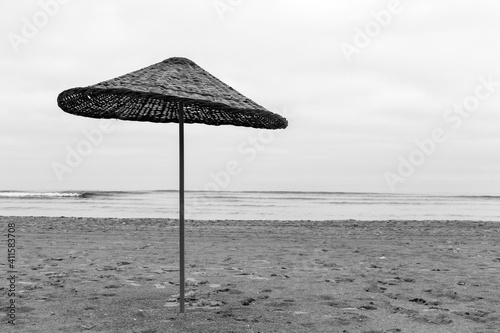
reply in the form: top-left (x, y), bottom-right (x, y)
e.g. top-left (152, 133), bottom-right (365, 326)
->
top-left (1, 0), bottom-right (499, 195)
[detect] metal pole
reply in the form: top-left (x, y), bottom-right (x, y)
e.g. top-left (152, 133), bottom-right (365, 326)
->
top-left (179, 101), bottom-right (185, 313)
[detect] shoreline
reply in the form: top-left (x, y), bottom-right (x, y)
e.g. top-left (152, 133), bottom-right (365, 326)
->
top-left (1, 216), bottom-right (499, 332)
top-left (2, 214), bottom-right (500, 222)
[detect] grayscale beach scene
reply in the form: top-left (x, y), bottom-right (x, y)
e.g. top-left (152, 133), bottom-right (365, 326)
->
top-left (1, 1), bottom-right (500, 332)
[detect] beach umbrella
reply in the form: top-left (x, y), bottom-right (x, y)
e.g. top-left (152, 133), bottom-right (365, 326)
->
top-left (57, 57), bottom-right (288, 313)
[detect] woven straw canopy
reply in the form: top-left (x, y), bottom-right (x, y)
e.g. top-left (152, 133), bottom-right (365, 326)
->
top-left (57, 57), bottom-right (288, 129)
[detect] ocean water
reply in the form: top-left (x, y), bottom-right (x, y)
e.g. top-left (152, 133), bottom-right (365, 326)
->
top-left (0, 190), bottom-right (499, 221)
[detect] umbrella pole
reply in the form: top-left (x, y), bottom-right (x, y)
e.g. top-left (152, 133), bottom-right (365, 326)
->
top-left (179, 101), bottom-right (185, 313)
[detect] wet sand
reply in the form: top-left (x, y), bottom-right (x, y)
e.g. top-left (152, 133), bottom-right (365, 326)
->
top-left (1, 216), bottom-right (499, 333)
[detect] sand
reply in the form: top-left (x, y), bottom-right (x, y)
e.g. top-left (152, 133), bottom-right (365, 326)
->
top-left (1, 216), bottom-right (499, 333)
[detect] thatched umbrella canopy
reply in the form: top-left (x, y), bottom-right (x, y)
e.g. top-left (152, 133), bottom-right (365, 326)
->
top-left (58, 57), bottom-right (288, 128)
top-left (57, 57), bottom-right (287, 313)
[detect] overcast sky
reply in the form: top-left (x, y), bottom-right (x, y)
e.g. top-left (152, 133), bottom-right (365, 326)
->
top-left (1, 0), bottom-right (499, 195)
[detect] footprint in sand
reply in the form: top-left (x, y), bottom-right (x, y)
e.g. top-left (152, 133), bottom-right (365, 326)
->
top-left (125, 281), bottom-right (141, 287)
top-left (454, 310), bottom-right (496, 324)
top-left (412, 311), bottom-right (453, 325)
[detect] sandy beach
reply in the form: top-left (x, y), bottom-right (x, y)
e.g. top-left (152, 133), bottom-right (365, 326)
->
top-left (1, 216), bottom-right (499, 333)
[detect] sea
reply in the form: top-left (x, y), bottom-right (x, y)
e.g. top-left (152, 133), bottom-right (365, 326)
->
top-left (0, 190), bottom-right (499, 221)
